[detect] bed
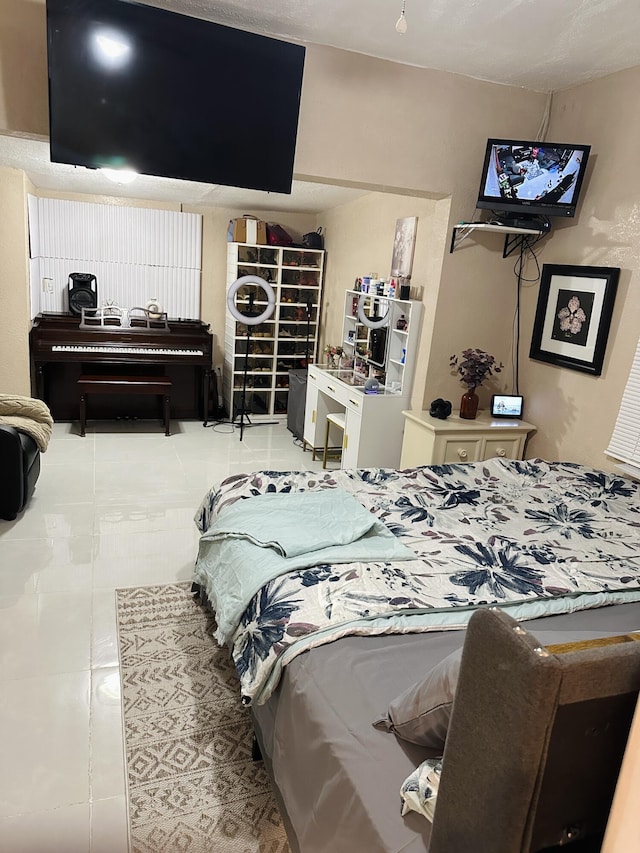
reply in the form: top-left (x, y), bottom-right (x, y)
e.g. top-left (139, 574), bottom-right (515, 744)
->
top-left (192, 457), bottom-right (640, 853)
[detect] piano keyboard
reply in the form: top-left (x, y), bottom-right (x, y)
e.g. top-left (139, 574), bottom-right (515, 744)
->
top-left (52, 345), bottom-right (204, 356)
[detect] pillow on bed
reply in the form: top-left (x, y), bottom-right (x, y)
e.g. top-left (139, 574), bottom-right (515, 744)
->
top-left (373, 646), bottom-right (462, 749)
top-left (375, 626), bottom-right (628, 750)
top-left (400, 758), bottom-right (443, 822)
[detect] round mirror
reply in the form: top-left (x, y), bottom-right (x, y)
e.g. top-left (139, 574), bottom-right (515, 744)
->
top-left (357, 294), bottom-right (390, 329)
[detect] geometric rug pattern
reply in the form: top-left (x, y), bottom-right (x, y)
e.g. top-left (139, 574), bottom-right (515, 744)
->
top-left (116, 582), bottom-right (291, 853)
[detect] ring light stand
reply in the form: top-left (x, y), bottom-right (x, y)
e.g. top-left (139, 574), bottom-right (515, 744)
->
top-left (226, 275), bottom-right (277, 441)
top-left (304, 297), bottom-right (313, 364)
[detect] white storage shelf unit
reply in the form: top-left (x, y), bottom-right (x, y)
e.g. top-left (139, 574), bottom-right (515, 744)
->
top-left (341, 290), bottom-right (421, 396)
top-left (224, 243), bottom-right (324, 419)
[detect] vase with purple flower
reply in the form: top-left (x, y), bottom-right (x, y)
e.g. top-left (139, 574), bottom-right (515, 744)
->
top-left (450, 348), bottom-right (504, 420)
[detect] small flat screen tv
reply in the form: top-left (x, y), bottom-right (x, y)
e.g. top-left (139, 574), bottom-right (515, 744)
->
top-left (46, 0), bottom-right (305, 193)
top-left (476, 138), bottom-right (591, 224)
top-left (491, 394), bottom-right (524, 419)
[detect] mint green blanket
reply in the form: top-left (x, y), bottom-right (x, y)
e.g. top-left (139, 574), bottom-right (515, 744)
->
top-left (193, 489), bottom-right (415, 643)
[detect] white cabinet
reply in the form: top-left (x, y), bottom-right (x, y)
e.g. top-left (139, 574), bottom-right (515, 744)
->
top-left (400, 410), bottom-right (536, 467)
top-left (340, 290), bottom-right (421, 396)
top-left (302, 291), bottom-right (423, 469)
top-left (303, 365), bottom-right (411, 469)
top-left (224, 243), bottom-right (324, 419)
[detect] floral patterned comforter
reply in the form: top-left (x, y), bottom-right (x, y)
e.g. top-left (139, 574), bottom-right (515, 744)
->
top-left (193, 458), bottom-right (640, 705)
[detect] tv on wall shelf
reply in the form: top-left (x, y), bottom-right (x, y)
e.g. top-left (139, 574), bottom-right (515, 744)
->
top-left (451, 137), bottom-right (591, 256)
top-left (46, 0), bottom-right (306, 194)
top-left (476, 138), bottom-right (591, 222)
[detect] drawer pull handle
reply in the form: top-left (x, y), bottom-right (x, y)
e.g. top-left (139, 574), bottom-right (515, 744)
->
top-left (312, 409), bottom-right (316, 424)
top-left (496, 447), bottom-right (506, 457)
top-left (310, 372), bottom-right (318, 381)
top-left (458, 448), bottom-right (468, 459)
top-left (348, 398), bottom-right (359, 407)
top-left (343, 434), bottom-right (348, 449)
top-left (327, 384), bottom-right (336, 392)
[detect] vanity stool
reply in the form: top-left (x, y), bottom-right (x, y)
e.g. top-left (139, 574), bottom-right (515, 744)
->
top-left (322, 411), bottom-right (346, 468)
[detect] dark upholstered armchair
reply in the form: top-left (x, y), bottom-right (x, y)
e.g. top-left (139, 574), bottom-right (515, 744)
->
top-left (428, 607), bottom-right (640, 853)
top-left (0, 425), bottom-right (42, 520)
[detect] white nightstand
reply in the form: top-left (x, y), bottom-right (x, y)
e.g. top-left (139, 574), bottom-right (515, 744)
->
top-left (400, 409), bottom-right (536, 467)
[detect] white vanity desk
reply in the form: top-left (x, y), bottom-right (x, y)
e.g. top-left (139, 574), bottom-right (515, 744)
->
top-left (303, 366), bottom-right (409, 469)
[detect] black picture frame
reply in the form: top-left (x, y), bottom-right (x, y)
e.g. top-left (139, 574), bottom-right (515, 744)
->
top-left (529, 264), bottom-right (620, 376)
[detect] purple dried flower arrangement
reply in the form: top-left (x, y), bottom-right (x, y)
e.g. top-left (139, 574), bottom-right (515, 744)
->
top-left (450, 348), bottom-right (503, 390)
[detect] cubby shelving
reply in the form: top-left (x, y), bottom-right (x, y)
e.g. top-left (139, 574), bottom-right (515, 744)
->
top-left (224, 242), bottom-right (325, 419)
top-left (339, 289), bottom-right (421, 395)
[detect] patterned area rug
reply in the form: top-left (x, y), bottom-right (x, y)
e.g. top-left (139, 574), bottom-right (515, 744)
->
top-left (116, 582), bottom-right (291, 853)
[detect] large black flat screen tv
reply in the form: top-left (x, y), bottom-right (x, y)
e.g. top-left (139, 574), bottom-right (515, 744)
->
top-left (476, 138), bottom-right (591, 224)
top-left (46, 0), bottom-right (306, 193)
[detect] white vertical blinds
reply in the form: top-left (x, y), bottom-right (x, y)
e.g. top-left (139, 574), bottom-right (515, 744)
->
top-left (606, 335), bottom-right (640, 469)
top-left (28, 196), bottom-right (202, 319)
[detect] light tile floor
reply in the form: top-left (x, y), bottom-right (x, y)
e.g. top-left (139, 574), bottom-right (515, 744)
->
top-left (0, 418), bottom-right (328, 852)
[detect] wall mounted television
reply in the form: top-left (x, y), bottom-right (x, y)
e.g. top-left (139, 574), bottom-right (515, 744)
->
top-left (46, 0), bottom-right (306, 193)
top-left (476, 138), bottom-right (591, 225)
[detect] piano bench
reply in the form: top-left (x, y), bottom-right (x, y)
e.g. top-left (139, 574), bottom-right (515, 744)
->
top-left (78, 375), bottom-right (172, 436)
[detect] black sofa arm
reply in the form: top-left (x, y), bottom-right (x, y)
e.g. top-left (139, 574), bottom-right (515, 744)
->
top-left (0, 425), bottom-right (41, 520)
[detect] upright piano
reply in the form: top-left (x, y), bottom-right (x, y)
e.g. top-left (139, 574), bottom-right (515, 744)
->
top-left (30, 312), bottom-right (213, 423)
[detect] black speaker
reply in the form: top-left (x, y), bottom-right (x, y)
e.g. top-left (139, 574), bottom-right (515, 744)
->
top-left (68, 273), bottom-right (97, 315)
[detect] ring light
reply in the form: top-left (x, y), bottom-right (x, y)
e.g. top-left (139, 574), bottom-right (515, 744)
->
top-left (357, 294), bottom-right (390, 329)
top-left (227, 275), bottom-right (276, 326)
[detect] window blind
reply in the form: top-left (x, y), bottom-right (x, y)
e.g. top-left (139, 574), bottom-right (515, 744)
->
top-left (28, 196), bottom-right (202, 320)
top-left (606, 335), bottom-right (640, 472)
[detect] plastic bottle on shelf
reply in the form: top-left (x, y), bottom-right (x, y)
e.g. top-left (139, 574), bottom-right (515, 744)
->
top-left (396, 314), bottom-right (407, 331)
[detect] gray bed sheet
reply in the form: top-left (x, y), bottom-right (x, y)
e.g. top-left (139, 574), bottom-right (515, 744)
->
top-left (252, 601), bottom-right (640, 853)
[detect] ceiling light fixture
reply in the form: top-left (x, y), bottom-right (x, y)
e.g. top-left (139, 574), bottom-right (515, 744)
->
top-left (100, 168), bottom-right (138, 184)
top-left (395, 0), bottom-right (407, 34)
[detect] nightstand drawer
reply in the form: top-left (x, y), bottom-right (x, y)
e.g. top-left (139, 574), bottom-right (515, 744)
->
top-left (440, 438), bottom-right (482, 464)
top-left (483, 436), bottom-right (524, 461)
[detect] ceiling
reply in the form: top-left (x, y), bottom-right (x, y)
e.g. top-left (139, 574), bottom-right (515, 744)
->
top-left (0, 134), bottom-right (370, 214)
top-left (4, 0), bottom-right (640, 213)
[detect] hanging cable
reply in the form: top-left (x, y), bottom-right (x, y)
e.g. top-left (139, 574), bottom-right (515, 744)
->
top-left (511, 234), bottom-right (543, 394)
top-left (536, 92), bottom-right (553, 142)
top-left (512, 240), bottom-right (525, 394)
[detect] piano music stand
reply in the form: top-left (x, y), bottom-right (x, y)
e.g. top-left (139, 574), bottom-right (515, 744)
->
top-left (226, 275), bottom-right (278, 441)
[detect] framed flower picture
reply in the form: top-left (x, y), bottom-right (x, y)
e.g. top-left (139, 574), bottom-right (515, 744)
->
top-left (529, 264), bottom-right (620, 375)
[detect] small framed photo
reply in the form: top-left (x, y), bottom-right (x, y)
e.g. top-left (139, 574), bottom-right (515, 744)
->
top-left (529, 264), bottom-right (620, 376)
top-left (390, 216), bottom-right (418, 277)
